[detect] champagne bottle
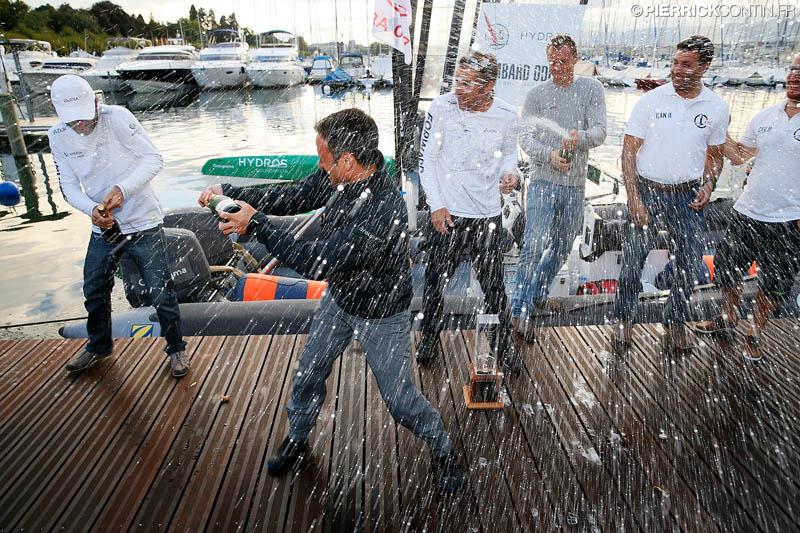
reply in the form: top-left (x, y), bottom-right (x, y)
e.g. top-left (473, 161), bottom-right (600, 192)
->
top-left (96, 203), bottom-right (124, 245)
top-left (208, 194), bottom-right (241, 220)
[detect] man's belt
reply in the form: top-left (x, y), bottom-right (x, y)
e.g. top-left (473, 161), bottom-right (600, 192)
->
top-left (638, 176), bottom-right (699, 193)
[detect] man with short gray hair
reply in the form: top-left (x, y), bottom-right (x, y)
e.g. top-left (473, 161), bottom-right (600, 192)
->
top-left (512, 34), bottom-right (607, 338)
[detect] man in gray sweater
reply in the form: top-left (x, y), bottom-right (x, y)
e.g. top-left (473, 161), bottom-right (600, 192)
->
top-left (511, 34), bottom-right (607, 337)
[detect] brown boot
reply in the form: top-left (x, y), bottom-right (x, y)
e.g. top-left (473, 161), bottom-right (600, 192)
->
top-left (663, 324), bottom-right (692, 353)
top-left (511, 317), bottom-right (535, 344)
top-left (611, 320), bottom-right (633, 354)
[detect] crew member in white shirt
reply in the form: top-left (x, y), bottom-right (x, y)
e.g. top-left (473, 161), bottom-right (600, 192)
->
top-left (416, 51), bottom-right (521, 371)
top-left (613, 36), bottom-right (729, 353)
top-left (48, 75), bottom-right (188, 378)
top-left (693, 54), bottom-right (800, 360)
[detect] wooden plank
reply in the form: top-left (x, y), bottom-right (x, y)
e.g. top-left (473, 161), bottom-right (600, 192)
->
top-left (326, 342), bottom-right (367, 530)
top-left (0, 339), bottom-right (132, 456)
top-left (614, 323), bottom-right (795, 531)
top-left (469, 344), bottom-right (557, 530)
top-left (363, 343), bottom-right (401, 533)
top-left (539, 327), bottom-right (678, 531)
top-left (37, 336), bottom-right (218, 531)
top-left (119, 335), bottom-right (251, 528)
top-left (168, 335), bottom-right (273, 531)
top-left (204, 335), bottom-right (302, 531)
top-left (554, 326), bottom-right (719, 532)
top-left (637, 324), bottom-right (800, 526)
top-left (406, 331), bottom-right (488, 533)
top-left (518, 329), bottom-right (638, 531)
top-left (394, 332), bottom-right (438, 530)
top-left (580, 325), bottom-right (762, 530)
top-left (279, 348), bottom-right (343, 531)
top-left (456, 331), bottom-right (555, 531)
top-left (0, 339), bottom-right (83, 419)
top-left (679, 325), bottom-right (800, 486)
top-left (753, 321), bottom-right (800, 400)
top-left (0, 339), bottom-right (40, 377)
top-left (0, 337), bottom-right (165, 529)
top-left (0, 339), bottom-right (138, 496)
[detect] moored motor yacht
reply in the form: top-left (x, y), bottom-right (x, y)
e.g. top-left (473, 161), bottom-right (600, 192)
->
top-left (191, 29), bottom-right (249, 90)
top-left (82, 37), bottom-right (151, 93)
top-left (116, 45), bottom-right (198, 93)
top-left (245, 31), bottom-right (306, 88)
top-left (23, 56), bottom-right (96, 95)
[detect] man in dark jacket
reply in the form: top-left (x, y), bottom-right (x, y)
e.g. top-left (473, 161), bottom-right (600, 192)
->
top-left (198, 108), bottom-right (463, 494)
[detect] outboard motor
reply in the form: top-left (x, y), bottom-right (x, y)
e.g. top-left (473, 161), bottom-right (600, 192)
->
top-left (580, 203), bottom-right (628, 261)
top-left (121, 227), bottom-right (218, 307)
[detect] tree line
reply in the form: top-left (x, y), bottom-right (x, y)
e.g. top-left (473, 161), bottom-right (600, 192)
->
top-left (0, 1), bottom-right (274, 55)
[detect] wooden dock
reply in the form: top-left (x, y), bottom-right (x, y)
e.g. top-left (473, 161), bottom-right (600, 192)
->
top-left (1, 321), bottom-right (799, 531)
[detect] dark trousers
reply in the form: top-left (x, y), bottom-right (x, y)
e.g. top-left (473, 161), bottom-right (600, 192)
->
top-left (83, 226), bottom-right (185, 356)
top-left (421, 215), bottom-right (512, 345)
top-left (613, 181), bottom-right (705, 325)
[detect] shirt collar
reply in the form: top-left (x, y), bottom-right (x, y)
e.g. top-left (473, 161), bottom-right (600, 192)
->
top-left (665, 81), bottom-right (712, 102)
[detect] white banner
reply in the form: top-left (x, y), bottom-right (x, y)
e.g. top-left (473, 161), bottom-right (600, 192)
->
top-left (372, 0), bottom-right (413, 65)
top-left (475, 4), bottom-right (587, 107)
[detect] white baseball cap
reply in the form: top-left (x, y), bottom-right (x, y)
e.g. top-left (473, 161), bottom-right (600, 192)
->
top-left (50, 75), bottom-right (96, 123)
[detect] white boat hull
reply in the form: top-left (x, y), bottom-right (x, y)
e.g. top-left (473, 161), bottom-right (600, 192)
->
top-left (125, 78), bottom-right (193, 93)
top-left (191, 62), bottom-right (247, 89)
top-left (82, 71), bottom-right (130, 93)
top-left (246, 66), bottom-right (306, 88)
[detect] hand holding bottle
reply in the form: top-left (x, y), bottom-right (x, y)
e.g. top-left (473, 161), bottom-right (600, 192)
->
top-left (198, 184), bottom-right (223, 207)
top-left (92, 204), bottom-right (116, 229)
top-left (218, 201), bottom-right (256, 236)
top-left (102, 185), bottom-right (125, 211)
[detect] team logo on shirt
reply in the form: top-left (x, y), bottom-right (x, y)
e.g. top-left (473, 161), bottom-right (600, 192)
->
top-left (693, 114), bottom-right (709, 129)
top-left (794, 128), bottom-right (800, 141)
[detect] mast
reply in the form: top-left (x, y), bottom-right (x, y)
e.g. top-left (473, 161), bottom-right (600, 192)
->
top-left (333, 0), bottom-right (341, 63)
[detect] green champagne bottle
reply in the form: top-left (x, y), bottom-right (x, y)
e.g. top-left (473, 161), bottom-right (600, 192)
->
top-left (208, 194), bottom-right (241, 220)
top-left (96, 203), bottom-right (124, 245)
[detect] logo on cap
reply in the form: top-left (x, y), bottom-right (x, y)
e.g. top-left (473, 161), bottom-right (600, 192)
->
top-left (794, 128), bottom-right (800, 142)
top-left (694, 114), bottom-right (709, 129)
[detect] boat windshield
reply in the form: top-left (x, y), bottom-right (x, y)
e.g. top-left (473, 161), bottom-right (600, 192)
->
top-left (253, 56), bottom-right (288, 63)
top-left (340, 56), bottom-right (363, 68)
top-left (137, 53), bottom-right (193, 61)
top-left (200, 54), bottom-right (241, 61)
top-left (7, 39), bottom-right (52, 54)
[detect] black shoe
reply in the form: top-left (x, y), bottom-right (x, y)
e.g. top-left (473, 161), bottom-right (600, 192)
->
top-left (501, 341), bottom-right (522, 375)
top-left (168, 351), bottom-right (189, 378)
top-left (432, 450), bottom-right (464, 494)
top-left (65, 348), bottom-right (111, 373)
top-left (416, 332), bottom-right (440, 364)
top-left (267, 436), bottom-right (308, 476)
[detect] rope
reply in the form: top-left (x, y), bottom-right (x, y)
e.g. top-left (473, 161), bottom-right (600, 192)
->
top-left (0, 316), bottom-right (87, 329)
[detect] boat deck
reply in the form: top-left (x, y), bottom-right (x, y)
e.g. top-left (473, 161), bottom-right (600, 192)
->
top-left (1, 321), bottom-right (799, 531)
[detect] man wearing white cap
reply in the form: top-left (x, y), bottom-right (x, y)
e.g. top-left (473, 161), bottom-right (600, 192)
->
top-left (47, 74), bottom-right (188, 378)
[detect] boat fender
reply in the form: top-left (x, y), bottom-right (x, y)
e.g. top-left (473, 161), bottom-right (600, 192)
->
top-left (229, 274), bottom-right (327, 302)
top-left (702, 255), bottom-right (757, 282)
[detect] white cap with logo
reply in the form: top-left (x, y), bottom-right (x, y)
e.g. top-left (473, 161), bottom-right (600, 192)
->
top-left (50, 75), bottom-right (96, 123)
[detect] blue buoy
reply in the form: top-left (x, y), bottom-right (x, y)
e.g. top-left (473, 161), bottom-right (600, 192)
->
top-left (0, 181), bottom-right (21, 207)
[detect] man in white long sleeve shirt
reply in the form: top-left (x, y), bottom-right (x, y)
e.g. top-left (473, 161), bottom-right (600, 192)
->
top-left (416, 51), bottom-right (521, 372)
top-left (48, 75), bottom-right (188, 378)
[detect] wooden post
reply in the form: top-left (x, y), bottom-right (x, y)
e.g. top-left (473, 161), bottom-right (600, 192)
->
top-left (0, 92), bottom-right (29, 158)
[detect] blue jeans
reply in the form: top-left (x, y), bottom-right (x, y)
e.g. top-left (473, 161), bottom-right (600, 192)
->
top-left (613, 181), bottom-right (705, 325)
top-left (83, 226), bottom-right (185, 356)
top-left (512, 180), bottom-right (584, 318)
top-left (286, 295), bottom-right (453, 458)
